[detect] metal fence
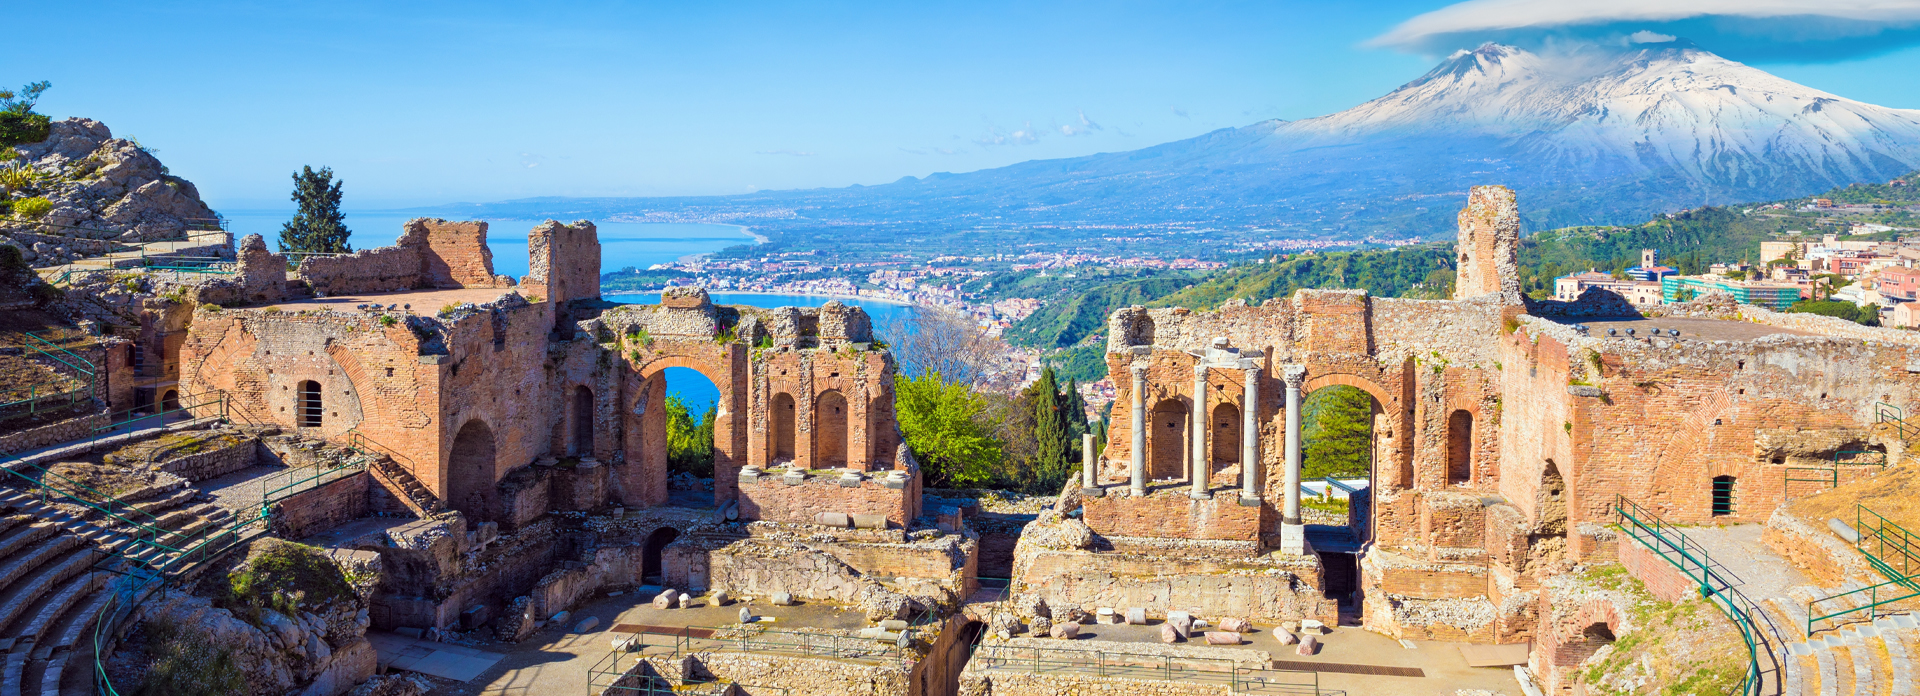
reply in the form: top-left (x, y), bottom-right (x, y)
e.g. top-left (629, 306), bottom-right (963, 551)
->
top-left (1613, 495), bottom-right (1774, 696)
top-left (969, 643), bottom-right (1321, 694)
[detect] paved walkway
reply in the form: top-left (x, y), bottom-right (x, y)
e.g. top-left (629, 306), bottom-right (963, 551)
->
top-left (370, 632), bottom-right (505, 682)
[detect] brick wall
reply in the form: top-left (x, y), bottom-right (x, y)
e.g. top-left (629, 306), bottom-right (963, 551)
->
top-left (1616, 537), bottom-right (1693, 604)
top-left (1081, 488), bottom-right (1263, 541)
top-left (736, 471), bottom-right (913, 527)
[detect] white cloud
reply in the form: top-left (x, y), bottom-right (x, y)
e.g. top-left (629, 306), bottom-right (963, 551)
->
top-left (975, 121), bottom-right (1042, 147)
top-left (1060, 110), bottom-right (1104, 136)
top-left (1369, 0), bottom-right (1920, 60)
top-left (1629, 30), bottom-right (1677, 43)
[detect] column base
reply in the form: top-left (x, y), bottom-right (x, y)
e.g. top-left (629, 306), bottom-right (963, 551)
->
top-left (1238, 495), bottom-right (1261, 507)
top-left (1080, 487), bottom-right (1107, 497)
top-left (1189, 490), bottom-right (1211, 501)
top-left (1280, 522), bottom-right (1307, 555)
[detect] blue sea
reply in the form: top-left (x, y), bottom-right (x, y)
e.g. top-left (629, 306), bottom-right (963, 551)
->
top-left (223, 211), bottom-right (915, 415)
top-left (219, 210), bottom-right (756, 277)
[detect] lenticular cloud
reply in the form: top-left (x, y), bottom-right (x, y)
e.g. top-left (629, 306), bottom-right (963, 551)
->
top-left (1370, 0), bottom-right (1920, 62)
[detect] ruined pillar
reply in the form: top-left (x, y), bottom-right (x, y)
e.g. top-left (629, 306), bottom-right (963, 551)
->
top-left (1240, 366), bottom-right (1260, 506)
top-left (1130, 365), bottom-right (1147, 497)
top-left (1281, 364), bottom-right (1307, 554)
top-left (1080, 433), bottom-right (1100, 495)
top-left (1191, 363), bottom-right (1209, 500)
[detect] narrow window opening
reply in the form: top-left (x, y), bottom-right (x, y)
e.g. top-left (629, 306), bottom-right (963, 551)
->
top-left (297, 380), bottom-right (324, 428)
top-left (1711, 476), bottom-right (1737, 517)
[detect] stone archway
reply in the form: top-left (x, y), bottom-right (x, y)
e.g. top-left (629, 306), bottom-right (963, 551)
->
top-left (571, 385), bottom-right (594, 457)
top-left (1302, 372), bottom-right (1409, 489)
top-left (770, 392), bottom-right (796, 465)
top-left (1149, 398), bottom-right (1189, 481)
top-left (1447, 409), bottom-right (1474, 485)
top-left (816, 390), bottom-right (849, 468)
top-left (1212, 402), bottom-right (1241, 466)
top-left (448, 418), bottom-right (497, 523)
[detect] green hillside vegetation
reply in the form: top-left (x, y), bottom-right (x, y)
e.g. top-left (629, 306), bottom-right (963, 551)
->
top-left (1150, 246), bottom-right (1457, 311)
top-left (1817, 169), bottom-right (1920, 205)
top-left (995, 270), bottom-right (1200, 349)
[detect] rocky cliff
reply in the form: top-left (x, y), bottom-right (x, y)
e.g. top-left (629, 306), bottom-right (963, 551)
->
top-left (3, 118), bottom-right (219, 267)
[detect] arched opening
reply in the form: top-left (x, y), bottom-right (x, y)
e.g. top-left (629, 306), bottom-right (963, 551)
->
top-left (1302, 385), bottom-right (1375, 483)
top-left (1148, 398), bottom-right (1189, 481)
top-left (1301, 383), bottom-right (1382, 623)
top-left (447, 419), bottom-right (497, 522)
top-left (160, 389), bottom-right (179, 412)
top-left (1582, 622), bottom-right (1616, 643)
top-left (1211, 402), bottom-right (1241, 468)
top-left (815, 390), bottom-right (849, 469)
top-left (642, 527), bottom-right (680, 585)
top-left (661, 367), bottom-right (719, 479)
top-left (1446, 409), bottom-right (1473, 485)
top-left (771, 392), bottom-right (796, 466)
top-left (297, 380), bottom-right (323, 428)
top-left (571, 385), bottom-right (594, 457)
top-left (1712, 475), bottom-right (1737, 517)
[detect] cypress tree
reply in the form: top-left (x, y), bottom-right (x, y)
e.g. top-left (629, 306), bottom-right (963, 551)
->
top-left (1026, 366), bottom-right (1072, 493)
top-left (279, 166), bottom-right (352, 254)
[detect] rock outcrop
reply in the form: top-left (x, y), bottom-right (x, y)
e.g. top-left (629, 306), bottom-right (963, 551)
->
top-left (3, 118), bottom-right (219, 266)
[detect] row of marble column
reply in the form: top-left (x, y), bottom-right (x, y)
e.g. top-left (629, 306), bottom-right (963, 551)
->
top-left (1077, 363), bottom-right (1307, 525)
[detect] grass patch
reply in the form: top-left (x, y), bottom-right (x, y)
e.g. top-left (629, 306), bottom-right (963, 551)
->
top-left (223, 539), bottom-right (356, 618)
top-left (135, 617), bottom-right (246, 696)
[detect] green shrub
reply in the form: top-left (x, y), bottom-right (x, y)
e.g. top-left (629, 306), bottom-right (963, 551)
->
top-left (0, 111), bottom-right (50, 147)
top-left (11, 196), bottom-right (52, 219)
top-left (377, 314), bottom-right (398, 327)
top-left (135, 617), bottom-right (246, 696)
top-left (225, 540), bottom-right (356, 617)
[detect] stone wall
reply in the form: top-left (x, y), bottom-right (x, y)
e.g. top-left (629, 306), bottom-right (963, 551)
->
top-left (0, 410), bottom-right (106, 455)
top-left (1615, 536), bottom-right (1693, 604)
top-left (1080, 488), bottom-right (1262, 541)
top-left (1015, 546), bottom-right (1332, 624)
top-left (276, 472), bottom-right (370, 540)
top-left (1452, 184), bottom-right (1521, 301)
top-left (296, 218), bottom-right (513, 297)
top-left (524, 220), bottom-right (600, 305)
top-left (737, 471), bottom-right (914, 527)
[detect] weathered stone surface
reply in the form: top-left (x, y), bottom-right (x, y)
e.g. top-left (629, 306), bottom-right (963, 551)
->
top-left (1160, 623), bottom-right (1180, 643)
top-left (1296, 634), bottom-right (1319, 656)
top-left (1219, 617), bottom-right (1251, 633)
top-left (652, 590), bottom-right (676, 609)
top-left (1204, 631), bottom-right (1241, 645)
top-left (1049, 621), bottom-right (1081, 639)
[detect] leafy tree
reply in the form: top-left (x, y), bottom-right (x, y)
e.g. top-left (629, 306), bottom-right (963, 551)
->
top-left (894, 372), bottom-right (1003, 487)
top-left (279, 166), bottom-right (352, 254)
top-left (664, 395), bottom-right (715, 476)
top-left (1302, 385), bottom-right (1372, 479)
top-left (1788, 300), bottom-right (1880, 326)
top-left (0, 81), bottom-right (51, 147)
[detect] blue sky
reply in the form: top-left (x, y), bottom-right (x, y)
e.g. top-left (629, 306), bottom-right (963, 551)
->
top-left (12, 0), bottom-right (1920, 210)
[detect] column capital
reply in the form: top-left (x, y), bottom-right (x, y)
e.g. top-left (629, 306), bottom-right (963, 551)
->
top-left (1194, 362), bottom-right (1210, 377)
top-left (1130, 364), bottom-right (1149, 378)
top-left (1280, 364), bottom-right (1307, 389)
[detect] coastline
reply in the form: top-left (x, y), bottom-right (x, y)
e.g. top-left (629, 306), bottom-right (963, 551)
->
top-left (603, 289), bottom-right (915, 307)
top-left (673, 223), bottom-right (765, 265)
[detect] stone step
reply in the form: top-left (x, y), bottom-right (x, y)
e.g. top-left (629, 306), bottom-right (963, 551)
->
top-left (0, 539), bottom-right (84, 597)
top-left (0, 526), bottom-right (58, 567)
top-left (0, 552), bottom-right (97, 641)
top-left (32, 652), bottom-right (61, 696)
top-left (1, 652), bottom-right (25, 696)
top-left (46, 587), bottom-right (113, 652)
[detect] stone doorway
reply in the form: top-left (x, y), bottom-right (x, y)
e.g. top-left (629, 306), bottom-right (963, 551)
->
top-left (642, 527), bottom-right (679, 584)
top-left (571, 385), bottom-right (594, 457)
top-left (1318, 551), bottom-right (1362, 621)
top-left (448, 419), bottom-right (497, 523)
top-left (815, 390), bottom-right (848, 468)
top-left (1148, 398), bottom-right (1189, 481)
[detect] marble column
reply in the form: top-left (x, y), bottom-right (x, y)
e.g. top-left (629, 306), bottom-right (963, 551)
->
top-left (1281, 364), bottom-right (1307, 553)
top-left (1191, 363), bottom-right (1209, 500)
top-left (1080, 432), bottom-right (1100, 495)
top-left (1240, 365), bottom-right (1261, 506)
top-left (1129, 365), bottom-right (1147, 497)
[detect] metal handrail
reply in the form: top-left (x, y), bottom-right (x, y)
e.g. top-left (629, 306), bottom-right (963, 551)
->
top-left (1612, 495), bottom-right (1766, 695)
top-left (1807, 577), bottom-right (1920, 634)
top-left (969, 642), bottom-right (1321, 693)
top-left (1856, 505), bottom-right (1920, 584)
top-left (586, 649), bottom-right (791, 695)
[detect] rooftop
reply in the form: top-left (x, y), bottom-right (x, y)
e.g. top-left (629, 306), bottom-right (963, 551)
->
top-left (259, 287), bottom-right (524, 314)
top-left (1548, 316), bottom-right (1817, 342)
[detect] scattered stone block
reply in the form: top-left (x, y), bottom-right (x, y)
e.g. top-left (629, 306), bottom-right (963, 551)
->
top-left (1192, 618), bottom-right (1209, 629)
top-left (1096, 607), bottom-right (1117, 624)
top-left (676, 592), bottom-right (692, 608)
top-left (710, 590), bottom-right (730, 606)
top-left (1300, 619), bottom-right (1326, 635)
top-left (1160, 624), bottom-right (1180, 643)
top-left (852, 513), bottom-right (888, 530)
top-left (551, 611), bottom-right (571, 625)
top-left (653, 591), bottom-right (676, 609)
top-left (813, 511), bottom-right (851, 527)
top-left (878, 619), bottom-right (909, 631)
top-left (1050, 622), bottom-right (1080, 639)
top-left (1275, 631), bottom-right (1298, 646)
top-left (1126, 607), bottom-right (1147, 625)
top-left (613, 635), bottom-right (640, 652)
top-left (1030, 616), bottom-right (1052, 637)
top-left (1220, 617), bottom-right (1251, 633)
top-left (460, 604), bottom-right (492, 631)
top-left (1169, 615), bottom-right (1192, 640)
top-left (739, 607), bottom-right (754, 624)
top-left (1167, 610), bottom-right (1191, 626)
top-left (573, 617), bottom-right (600, 633)
top-left (771, 592), bottom-right (795, 606)
top-left (1297, 634), bottom-right (1319, 656)
top-left (1204, 632), bottom-right (1241, 645)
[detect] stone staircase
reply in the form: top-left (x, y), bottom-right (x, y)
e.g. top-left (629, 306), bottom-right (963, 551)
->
top-left (0, 503), bottom-right (119, 696)
top-left (366, 454), bottom-right (441, 518)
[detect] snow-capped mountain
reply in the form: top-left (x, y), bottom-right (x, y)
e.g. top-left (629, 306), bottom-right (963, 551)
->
top-left (1270, 42), bottom-right (1920, 200)
top-left (451, 41), bottom-right (1920, 237)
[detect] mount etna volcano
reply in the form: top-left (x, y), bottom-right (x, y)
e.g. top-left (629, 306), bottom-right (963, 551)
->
top-left (445, 41), bottom-right (1920, 241)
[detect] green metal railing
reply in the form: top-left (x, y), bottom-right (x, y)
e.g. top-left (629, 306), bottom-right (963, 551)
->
top-left (1876, 402), bottom-right (1917, 441)
top-left (1612, 495), bottom-right (1766, 696)
top-left (0, 331), bottom-right (99, 422)
top-left (969, 643), bottom-right (1321, 694)
top-left (1781, 449), bottom-right (1887, 498)
top-left (587, 650), bottom-right (790, 696)
top-left (1808, 504), bottom-right (1920, 635)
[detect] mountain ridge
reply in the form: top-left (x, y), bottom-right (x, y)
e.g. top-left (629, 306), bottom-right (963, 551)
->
top-left (428, 42), bottom-right (1920, 244)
